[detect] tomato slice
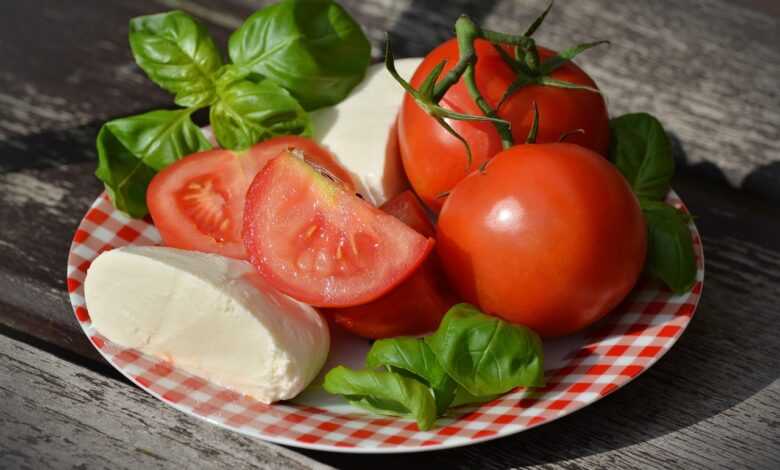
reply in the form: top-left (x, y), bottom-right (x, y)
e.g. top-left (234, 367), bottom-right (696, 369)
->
top-left (243, 155), bottom-right (435, 307)
top-left (322, 191), bottom-right (456, 338)
top-left (147, 136), bottom-right (352, 259)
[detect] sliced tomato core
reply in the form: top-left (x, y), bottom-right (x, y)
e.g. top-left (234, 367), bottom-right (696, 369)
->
top-left (175, 175), bottom-right (232, 242)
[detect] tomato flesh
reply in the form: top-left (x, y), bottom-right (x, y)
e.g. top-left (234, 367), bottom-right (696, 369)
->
top-left (437, 143), bottom-right (646, 337)
top-left (243, 154), bottom-right (435, 307)
top-left (147, 136), bottom-right (352, 259)
top-left (399, 39), bottom-right (609, 211)
top-left (323, 191), bottom-right (456, 338)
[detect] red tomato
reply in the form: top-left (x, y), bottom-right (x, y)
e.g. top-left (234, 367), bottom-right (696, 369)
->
top-left (323, 191), bottom-right (456, 338)
top-left (147, 136), bottom-right (353, 259)
top-left (377, 190), bottom-right (434, 237)
top-left (437, 143), bottom-right (646, 337)
top-left (243, 154), bottom-right (435, 308)
top-left (399, 39), bottom-right (609, 211)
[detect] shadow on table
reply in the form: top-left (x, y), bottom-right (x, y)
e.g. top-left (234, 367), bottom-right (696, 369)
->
top-left (297, 133), bottom-right (780, 469)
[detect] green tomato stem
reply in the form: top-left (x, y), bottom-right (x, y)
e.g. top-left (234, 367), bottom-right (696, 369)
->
top-left (454, 16), bottom-right (514, 150)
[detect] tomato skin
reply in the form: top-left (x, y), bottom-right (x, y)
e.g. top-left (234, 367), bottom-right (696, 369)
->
top-left (399, 39), bottom-right (609, 211)
top-left (437, 143), bottom-right (646, 337)
top-left (323, 191), bottom-right (456, 338)
top-left (376, 190), bottom-right (434, 237)
top-left (243, 155), bottom-right (435, 308)
top-left (147, 136), bottom-right (352, 259)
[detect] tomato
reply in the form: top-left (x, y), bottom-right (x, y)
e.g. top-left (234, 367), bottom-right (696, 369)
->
top-left (323, 191), bottom-right (456, 338)
top-left (376, 190), bottom-right (434, 237)
top-left (437, 143), bottom-right (646, 337)
top-left (147, 136), bottom-right (352, 259)
top-left (243, 154), bottom-right (435, 308)
top-left (399, 39), bottom-right (609, 211)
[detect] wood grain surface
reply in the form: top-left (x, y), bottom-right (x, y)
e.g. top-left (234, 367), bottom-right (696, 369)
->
top-left (0, 334), bottom-right (333, 470)
top-left (0, 0), bottom-right (778, 468)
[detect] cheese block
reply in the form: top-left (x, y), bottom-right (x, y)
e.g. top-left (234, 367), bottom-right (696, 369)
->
top-left (311, 57), bottom-right (423, 205)
top-left (84, 246), bottom-right (330, 404)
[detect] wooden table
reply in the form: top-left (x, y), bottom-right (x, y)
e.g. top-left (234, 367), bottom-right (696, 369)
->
top-left (1, 0), bottom-right (778, 468)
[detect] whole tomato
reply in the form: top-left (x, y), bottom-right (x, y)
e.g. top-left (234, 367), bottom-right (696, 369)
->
top-left (398, 39), bottom-right (609, 211)
top-left (436, 143), bottom-right (646, 337)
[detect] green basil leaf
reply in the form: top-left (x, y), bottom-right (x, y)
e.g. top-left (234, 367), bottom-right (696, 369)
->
top-left (426, 304), bottom-right (545, 396)
top-left (450, 387), bottom-right (499, 408)
top-left (640, 200), bottom-right (697, 293)
top-left (366, 338), bottom-right (457, 415)
top-left (129, 11), bottom-right (222, 107)
top-left (323, 366), bottom-right (437, 431)
top-left (610, 113), bottom-right (674, 201)
top-left (95, 109), bottom-right (211, 217)
top-left (228, 0), bottom-right (371, 110)
top-left (210, 78), bottom-right (312, 151)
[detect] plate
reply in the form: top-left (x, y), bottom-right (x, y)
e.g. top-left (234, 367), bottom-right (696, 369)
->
top-left (67, 191), bottom-right (703, 453)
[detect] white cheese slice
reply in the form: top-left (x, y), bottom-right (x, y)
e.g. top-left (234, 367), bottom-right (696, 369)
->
top-left (84, 246), bottom-right (330, 404)
top-left (311, 58), bottom-right (423, 205)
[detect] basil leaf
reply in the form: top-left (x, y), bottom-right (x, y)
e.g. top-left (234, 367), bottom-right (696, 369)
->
top-left (210, 78), bottom-right (311, 151)
top-left (450, 387), bottom-right (499, 408)
top-left (640, 200), bottom-right (697, 293)
top-left (129, 11), bottom-right (222, 107)
top-left (366, 338), bottom-right (457, 415)
top-left (228, 0), bottom-right (371, 110)
top-left (426, 304), bottom-right (545, 396)
top-left (610, 113), bottom-right (674, 201)
top-left (95, 109), bottom-right (211, 217)
top-left (323, 366), bottom-right (437, 431)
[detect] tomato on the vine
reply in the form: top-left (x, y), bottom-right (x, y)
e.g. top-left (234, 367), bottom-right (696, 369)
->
top-left (436, 143), bottom-right (645, 337)
top-left (398, 39), bottom-right (609, 211)
top-left (323, 191), bottom-right (456, 338)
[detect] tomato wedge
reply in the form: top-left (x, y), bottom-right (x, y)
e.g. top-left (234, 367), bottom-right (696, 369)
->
top-left (243, 154), bottom-right (435, 307)
top-left (147, 136), bottom-right (353, 259)
top-left (323, 191), bottom-right (456, 338)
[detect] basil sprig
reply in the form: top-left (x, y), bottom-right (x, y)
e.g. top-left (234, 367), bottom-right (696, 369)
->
top-left (610, 113), bottom-right (697, 293)
top-left (96, 1), bottom-right (370, 217)
top-left (324, 304), bottom-right (544, 430)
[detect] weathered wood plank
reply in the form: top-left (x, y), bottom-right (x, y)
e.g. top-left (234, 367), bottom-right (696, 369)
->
top-left (0, 334), bottom-right (333, 470)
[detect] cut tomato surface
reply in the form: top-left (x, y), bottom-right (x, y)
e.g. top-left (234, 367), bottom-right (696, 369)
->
top-left (147, 136), bottom-right (352, 259)
top-left (323, 190), bottom-right (456, 338)
top-left (243, 155), bottom-right (435, 308)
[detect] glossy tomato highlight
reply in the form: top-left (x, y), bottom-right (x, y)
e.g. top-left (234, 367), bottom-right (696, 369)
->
top-left (437, 143), bottom-right (646, 337)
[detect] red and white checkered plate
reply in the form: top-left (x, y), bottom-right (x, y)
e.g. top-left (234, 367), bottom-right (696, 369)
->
top-left (67, 191), bottom-right (703, 453)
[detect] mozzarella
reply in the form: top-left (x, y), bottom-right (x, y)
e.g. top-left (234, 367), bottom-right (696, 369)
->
top-left (311, 58), bottom-right (423, 205)
top-left (84, 246), bottom-right (330, 404)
